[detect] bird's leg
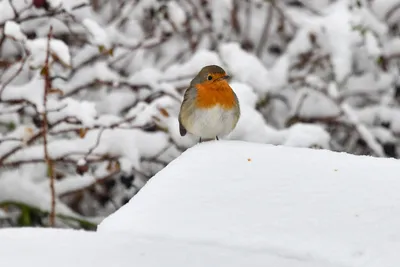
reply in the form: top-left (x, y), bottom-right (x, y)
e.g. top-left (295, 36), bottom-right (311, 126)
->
top-left (199, 137), bottom-right (202, 143)
top-left (216, 136), bottom-right (219, 140)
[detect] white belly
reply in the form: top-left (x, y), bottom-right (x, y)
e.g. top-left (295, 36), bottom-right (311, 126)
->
top-left (187, 105), bottom-right (237, 139)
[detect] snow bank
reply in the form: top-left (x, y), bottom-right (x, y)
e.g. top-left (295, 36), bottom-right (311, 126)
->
top-left (0, 227), bottom-right (320, 267)
top-left (2, 142), bottom-right (400, 266)
top-left (98, 141), bottom-right (400, 267)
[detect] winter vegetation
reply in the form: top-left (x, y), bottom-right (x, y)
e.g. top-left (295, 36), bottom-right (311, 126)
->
top-left (1, 0), bottom-right (400, 230)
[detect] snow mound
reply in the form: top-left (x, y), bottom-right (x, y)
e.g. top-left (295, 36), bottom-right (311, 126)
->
top-left (2, 142), bottom-right (400, 267)
top-left (98, 141), bottom-right (400, 267)
top-left (0, 227), bottom-right (326, 267)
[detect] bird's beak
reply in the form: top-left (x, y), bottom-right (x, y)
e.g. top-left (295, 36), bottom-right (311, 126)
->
top-left (214, 75), bottom-right (230, 82)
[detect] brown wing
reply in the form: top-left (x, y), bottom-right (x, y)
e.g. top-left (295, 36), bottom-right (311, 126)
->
top-left (178, 86), bottom-right (195, 137)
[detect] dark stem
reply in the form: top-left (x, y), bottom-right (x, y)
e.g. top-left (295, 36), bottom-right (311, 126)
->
top-left (42, 25), bottom-right (56, 227)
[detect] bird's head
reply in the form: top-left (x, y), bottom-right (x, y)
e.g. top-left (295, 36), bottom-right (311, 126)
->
top-left (190, 65), bottom-right (230, 87)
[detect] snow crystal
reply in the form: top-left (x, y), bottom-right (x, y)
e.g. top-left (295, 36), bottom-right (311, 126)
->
top-left (4, 21), bottom-right (27, 42)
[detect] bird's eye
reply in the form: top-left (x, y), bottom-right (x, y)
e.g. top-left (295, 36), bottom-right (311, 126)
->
top-left (207, 75), bottom-right (212, 81)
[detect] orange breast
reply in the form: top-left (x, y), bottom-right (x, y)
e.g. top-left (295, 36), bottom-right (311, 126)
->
top-left (195, 81), bottom-right (236, 110)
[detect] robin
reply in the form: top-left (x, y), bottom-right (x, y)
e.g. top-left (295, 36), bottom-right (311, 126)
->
top-left (178, 65), bottom-right (241, 143)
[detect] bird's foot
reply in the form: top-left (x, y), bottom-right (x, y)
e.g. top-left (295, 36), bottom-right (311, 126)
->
top-left (216, 136), bottom-right (219, 141)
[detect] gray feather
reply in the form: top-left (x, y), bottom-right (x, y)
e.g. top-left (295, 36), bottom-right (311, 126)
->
top-left (178, 86), bottom-right (197, 136)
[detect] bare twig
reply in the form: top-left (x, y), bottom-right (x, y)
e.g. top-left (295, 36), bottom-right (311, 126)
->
top-left (268, 0), bottom-right (298, 30)
top-left (0, 59), bottom-right (27, 99)
top-left (243, 0), bottom-right (252, 41)
top-left (256, 2), bottom-right (274, 57)
top-left (42, 26), bottom-right (56, 227)
top-left (84, 128), bottom-right (105, 160)
top-left (8, 0), bottom-right (19, 19)
top-left (0, 3), bottom-right (90, 28)
top-left (385, 2), bottom-right (400, 22)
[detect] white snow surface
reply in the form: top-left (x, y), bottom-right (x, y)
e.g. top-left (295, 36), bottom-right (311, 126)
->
top-left (3, 139), bottom-right (400, 267)
top-left (0, 227), bottom-right (330, 267)
top-left (97, 141), bottom-right (400, 267)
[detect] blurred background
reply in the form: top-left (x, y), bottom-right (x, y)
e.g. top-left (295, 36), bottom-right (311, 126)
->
top-left (0, 0), bottom-right (399, 229)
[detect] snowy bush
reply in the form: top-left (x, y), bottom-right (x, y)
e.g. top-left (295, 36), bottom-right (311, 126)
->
top-left (0, 0), bottom-right (400, 228)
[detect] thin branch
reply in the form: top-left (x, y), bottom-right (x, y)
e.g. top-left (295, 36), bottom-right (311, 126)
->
top-left (8, 0), bottom-right (19, 19)
top-left (1, 154), bottom-right (119, 169)
top-left (256, 3), bottom-right (273, 57)
top-left (268, 0), bottom-right (298, 30)
top-left (0, 3), bottom-right (90, 28)
top-left (84, 128), bottom-right (105, 160)
top-left (385, 2), bottom-right (400, 22)
top-left (42, 25), bottom-right (56, 227)
top-left (0, 59), bottom-right (27, 99)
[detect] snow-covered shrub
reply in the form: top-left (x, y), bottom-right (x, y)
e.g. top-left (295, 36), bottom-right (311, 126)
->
top-left (0, 0), bottom-right (399, 228)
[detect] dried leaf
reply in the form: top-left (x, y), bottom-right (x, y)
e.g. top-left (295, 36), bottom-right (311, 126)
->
top-left (40, 66), bottom-right (48, 76)
top-left (51, 52), bottom-right (71, 68)
top-left (48, 88), bottom-right (64, 96)
top-left (106, 160), bottom-right (120, 172)
top-left (159, 107), bottom-right (169, 117)
top-left (79, 128), bottom-right (88, 138)
top-left (23, 127), bottom-right (34, 144)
